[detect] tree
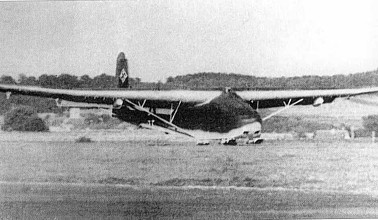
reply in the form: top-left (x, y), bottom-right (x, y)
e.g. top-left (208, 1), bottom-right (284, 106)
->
top-left (38, 74), bottom-right (58, 88)
top-left (79, 75), bottom-right (93, 88)
top-left (166, 76), bottom-right (174, 83)
top-left (362, 115), bottom-right (378, 136)
top-left (92, 73), bottom-right (117, 89)
top-left (18, 74), bottom-right (38, 86)
top-left (0, 75), bottom-right (16, 84)
top-left (18, 74), bottom-right (28, 84)
top-left (57, 74), bottom-right (79, 89)
top-left (2, 106), bottom-right (49, 132)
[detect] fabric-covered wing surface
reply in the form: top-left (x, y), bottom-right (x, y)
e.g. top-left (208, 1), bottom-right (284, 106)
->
top-left (237, 87), bottom-right (378, 108)
top-left (0, 84), bottom-right (221, 108)
top-left (1, 84), bottom-right (378, 109)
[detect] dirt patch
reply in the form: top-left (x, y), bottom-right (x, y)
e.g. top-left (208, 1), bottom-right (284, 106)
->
top-left (153, 177), bottom-right (260, 187)
top-left (98, 177), bottom-right (141, 185)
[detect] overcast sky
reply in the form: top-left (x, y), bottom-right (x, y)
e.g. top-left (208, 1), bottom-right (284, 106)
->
top-left (1, 0), bottom-right (378, 82)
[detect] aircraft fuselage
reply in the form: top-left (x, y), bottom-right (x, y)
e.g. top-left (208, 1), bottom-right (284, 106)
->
top-left (112, 89), bottom-right (262, 134)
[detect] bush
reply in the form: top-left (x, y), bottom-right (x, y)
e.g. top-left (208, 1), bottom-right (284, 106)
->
top-left (84, 113), bottom-right (102, 125)
top-left (83, 113), bottom-right (112, 125)
top-left (82, 113), bottom-right (122, 129)
top-left (354, 128), bottom-right (372, 138)
top-left (363, 115), bottom-right (378, 135)
top-left (75, 136), bottom-right (92, 143)
top-left (2, 106), bottom-right (48, 132)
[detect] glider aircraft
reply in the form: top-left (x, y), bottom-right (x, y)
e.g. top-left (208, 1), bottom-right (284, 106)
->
top-left (1, 52), bottom-right (378, 145)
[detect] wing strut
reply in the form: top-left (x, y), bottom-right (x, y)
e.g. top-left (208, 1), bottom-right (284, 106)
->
top-left (170, 101), bottom-right (181, 123)
top-left (55, 98), bottom-right (62, 107)
top-left (5, 92), bottom-right (11, 99)
top-left (262, 98), bottom-right (303, 121)
top-left (122, 98), bottom-right (194, 138)
top-left (138, 99), bottom-right (146, 107)
top-left (250, 100), bottom-right (259, 110)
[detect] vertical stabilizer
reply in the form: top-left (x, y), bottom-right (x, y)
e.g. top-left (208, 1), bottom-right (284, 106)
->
top-left (116, 52), bottom-right (129, 88)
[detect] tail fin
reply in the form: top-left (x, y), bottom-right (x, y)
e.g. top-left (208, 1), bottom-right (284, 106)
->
top-left (116, 52), bottom-right (129, 88)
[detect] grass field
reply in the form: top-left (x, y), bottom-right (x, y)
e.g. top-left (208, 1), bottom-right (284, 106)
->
top-left (1, 130), bottom-right (378, 195)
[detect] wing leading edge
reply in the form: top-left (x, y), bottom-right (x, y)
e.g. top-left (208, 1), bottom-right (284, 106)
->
top-left (1, 84), bottom-right (378, 108)
top-left (237, 87), bottom-right (378, 108)
top-left (0, 84), bottom-right (220, 107)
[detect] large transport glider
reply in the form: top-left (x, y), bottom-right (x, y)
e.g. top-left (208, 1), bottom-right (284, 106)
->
top-left (1, 52), bottom-right (378, 145)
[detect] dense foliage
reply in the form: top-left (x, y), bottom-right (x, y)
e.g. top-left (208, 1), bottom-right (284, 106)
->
top-left (2, 106), bottom-right (49, 132)
top-left (164, 70), bottom-right (378, 90)
top-left (362, 115), bottom-right (378, 136)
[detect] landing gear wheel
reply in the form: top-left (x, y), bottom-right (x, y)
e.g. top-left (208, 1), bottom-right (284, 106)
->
top-left (246, 138), bottom-right (264, 144)
top-left (221, 138), bottom-right (237, 146)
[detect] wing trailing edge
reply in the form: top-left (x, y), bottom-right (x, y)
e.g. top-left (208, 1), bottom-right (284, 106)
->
top-left (1, 84), bottom-right (378, 108)
top-left (0, 84), bottom-right (220, 106)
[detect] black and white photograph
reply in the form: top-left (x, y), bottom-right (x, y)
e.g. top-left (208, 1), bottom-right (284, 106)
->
top-left (1, 0), bottom-right (378, 218)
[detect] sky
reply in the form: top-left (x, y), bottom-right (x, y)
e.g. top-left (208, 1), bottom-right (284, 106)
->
top-left (1, 0), bottom-right (378, 82)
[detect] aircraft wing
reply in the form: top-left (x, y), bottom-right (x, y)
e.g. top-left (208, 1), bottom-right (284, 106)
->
top-left (0, 84), bottom-right (221, 107)
top-left (237, 87), bottom-right (378, 108)
top-left (1, 84), bottom-right (378, 109)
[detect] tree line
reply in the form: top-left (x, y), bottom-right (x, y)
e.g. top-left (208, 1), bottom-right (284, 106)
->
top-left (2, 69), bottom-right (378, 90)
top-left (164, 70), bottom-right (378, 90)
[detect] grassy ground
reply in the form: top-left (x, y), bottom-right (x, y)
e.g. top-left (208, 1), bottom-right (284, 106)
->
top-left (3, 182), bottom-right (378, 219)
top-left (1, 131), bottom-right (378, 195)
